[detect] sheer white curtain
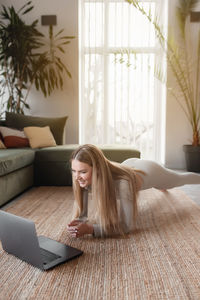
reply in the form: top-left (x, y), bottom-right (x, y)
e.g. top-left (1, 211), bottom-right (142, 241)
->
top-left (79, 0), bottom-right (166, 161)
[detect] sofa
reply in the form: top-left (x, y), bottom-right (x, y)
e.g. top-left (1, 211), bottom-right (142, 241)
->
top-left (0, 112), bottom-right (140, 207)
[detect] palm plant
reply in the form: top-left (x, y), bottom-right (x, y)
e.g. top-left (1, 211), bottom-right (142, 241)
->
top-left (0, 1), bottom-right (74, 116)
top-left (125, 0), bottom-right (200, 146)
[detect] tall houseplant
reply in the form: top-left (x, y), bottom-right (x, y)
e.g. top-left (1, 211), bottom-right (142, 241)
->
top-left (125, 0), bottom-right (200, 171)
top-left (0, 1), bottom-right (74, 116)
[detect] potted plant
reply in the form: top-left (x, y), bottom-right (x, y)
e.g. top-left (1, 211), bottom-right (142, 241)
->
top-left (125, 0), bottom-right (200, 172)
top-left (0, 1), bottom-right (74, 116)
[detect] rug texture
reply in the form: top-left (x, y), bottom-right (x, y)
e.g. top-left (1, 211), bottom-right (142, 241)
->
top-left (0, 186), bottom-right (200, 300)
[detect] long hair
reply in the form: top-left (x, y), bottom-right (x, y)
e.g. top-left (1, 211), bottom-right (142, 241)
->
top-left (71, 144), bottom-right (141, 236)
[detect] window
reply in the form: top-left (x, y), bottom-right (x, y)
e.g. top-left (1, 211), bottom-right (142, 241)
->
top-left (79, 0), bottom-right (166, 161)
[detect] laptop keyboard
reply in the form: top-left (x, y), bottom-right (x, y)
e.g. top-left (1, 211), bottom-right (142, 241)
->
top-left (40, 248), bottom-right (61, 265)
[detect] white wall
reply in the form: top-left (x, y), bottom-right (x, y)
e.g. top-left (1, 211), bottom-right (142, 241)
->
top-left (165, 0), bottom-right (199, 169)
top-left (0, 0), bottom-right (79, 144)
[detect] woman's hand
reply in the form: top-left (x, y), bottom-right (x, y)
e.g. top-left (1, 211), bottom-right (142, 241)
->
top-left (67, 220), bottom-right (94, 238)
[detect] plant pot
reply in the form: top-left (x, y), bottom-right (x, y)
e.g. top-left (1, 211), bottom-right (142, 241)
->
top-left (183, 145), bottom-right (200, 172)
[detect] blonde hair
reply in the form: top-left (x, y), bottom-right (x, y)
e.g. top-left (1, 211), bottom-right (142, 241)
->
top-left (71, 144), bottom-right (141, 236)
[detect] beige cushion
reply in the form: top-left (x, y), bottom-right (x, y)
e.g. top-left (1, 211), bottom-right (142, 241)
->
top-left (0, 139), bottom-right (6, 149)
top-left (24, 126), bottom-right (57, 149)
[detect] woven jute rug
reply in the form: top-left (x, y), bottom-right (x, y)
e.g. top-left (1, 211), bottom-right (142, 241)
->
top-left (0, 186), bottom-right (200, 300)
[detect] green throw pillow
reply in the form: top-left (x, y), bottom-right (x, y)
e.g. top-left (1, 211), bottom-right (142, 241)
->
top-left (5, 112), bottom-right (68, 145)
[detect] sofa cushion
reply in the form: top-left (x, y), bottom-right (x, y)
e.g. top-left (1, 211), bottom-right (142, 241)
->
top-left (35, 144), bottom-right (140, 162)
top-left (0, 149), bottom-right (35, 176)
top-left (0, 126), bottom-right (29, 148)
top-left (0, 165), bottom-right (34, 207)
top-left (5, 112), bottom-right (67, 145)
top-left (98, 144), bottom-right (140, 162)
top-left (34, 145), bottom-right (78, 185)
top-left (24, 126), bottom-right (56, 148)
top-left (35, 145), bottom-right (78, 162)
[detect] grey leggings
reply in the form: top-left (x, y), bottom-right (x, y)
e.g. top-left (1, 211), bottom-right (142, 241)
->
top-left (122, 158), bottom-right (200, 190)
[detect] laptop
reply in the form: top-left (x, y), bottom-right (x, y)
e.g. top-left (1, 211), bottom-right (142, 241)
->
top-left (0, 210), bottom-right (83, 271)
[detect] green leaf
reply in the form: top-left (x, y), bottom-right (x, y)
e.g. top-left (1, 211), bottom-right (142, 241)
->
top-left (57, 46), bottom-right (65, 53)
top-left (18, 1), bottom-right (32, 13)
top-left (58, 36), bottom-right (75, 40)
top-left (55, 29), bottom-right (64, 37)
top-left (58, 41), bottom-right (70, 46)
top-left (22, 6), bottom-right (34, 15)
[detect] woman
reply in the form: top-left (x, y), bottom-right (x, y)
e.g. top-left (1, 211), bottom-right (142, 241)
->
top-left (67, 144), bottom-right (200, 238)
